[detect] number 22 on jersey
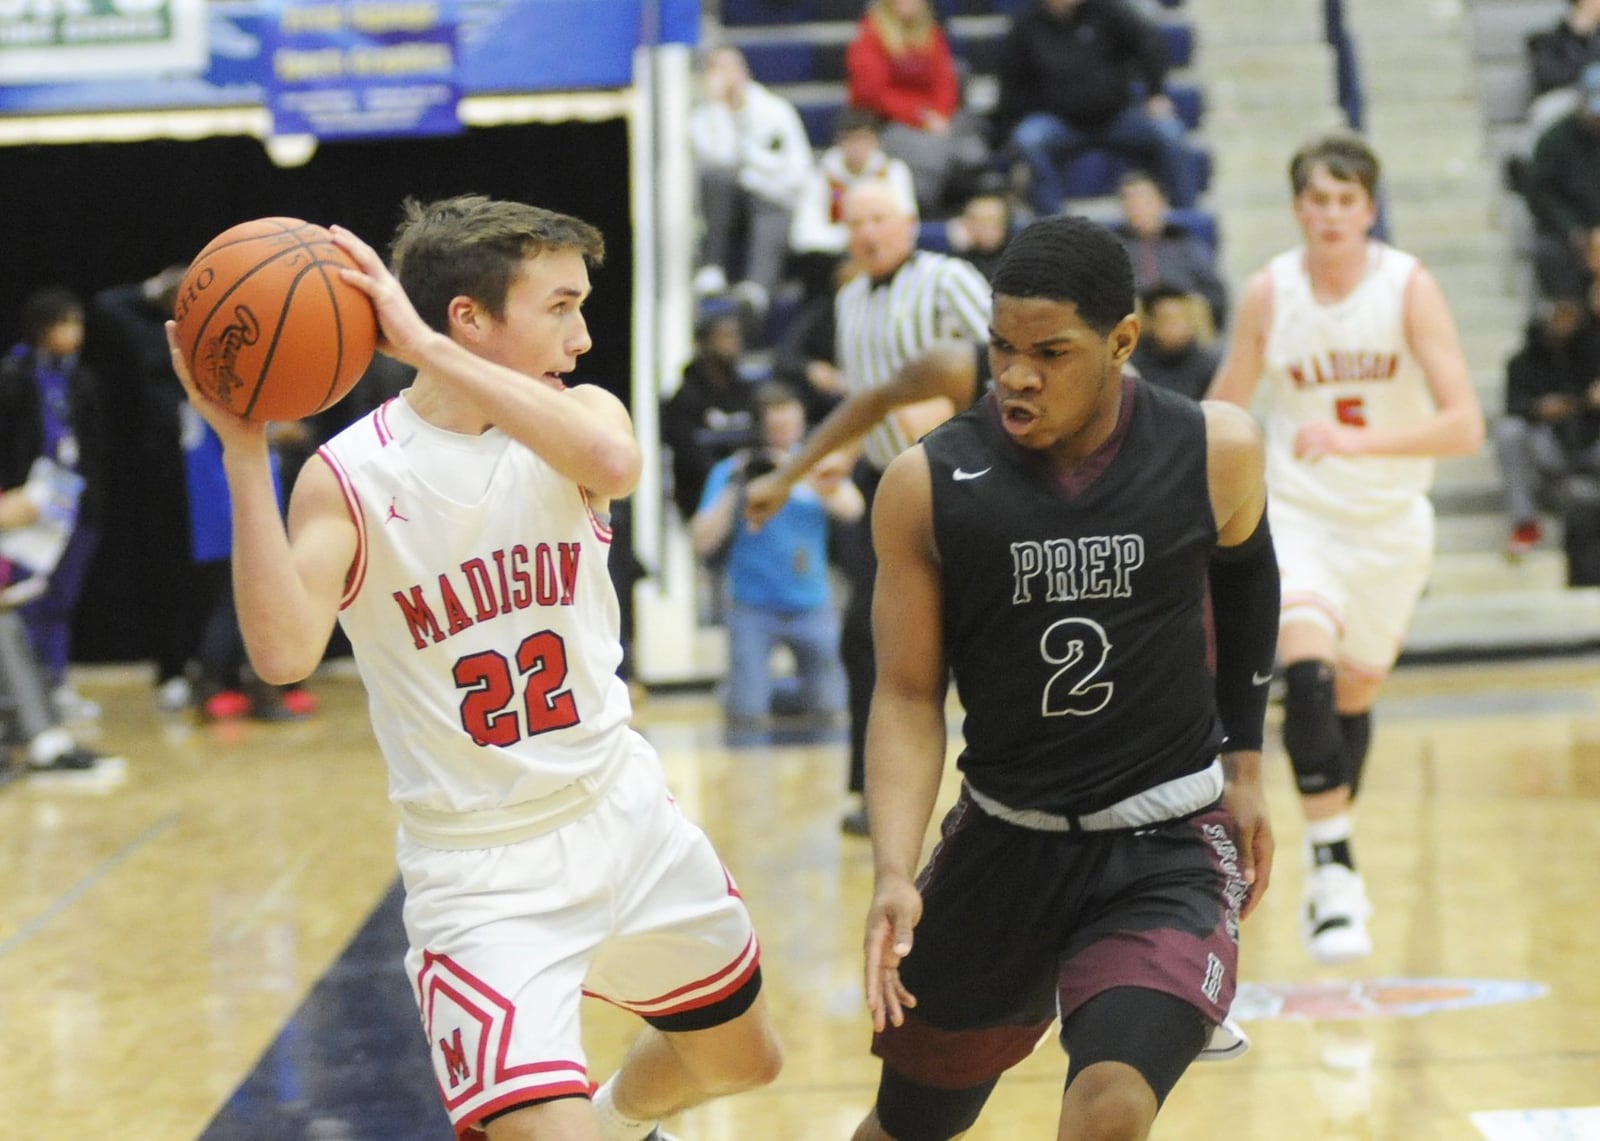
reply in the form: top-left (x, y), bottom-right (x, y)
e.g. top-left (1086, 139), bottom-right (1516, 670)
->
top-left (454, 630), bottom-right (580, 746)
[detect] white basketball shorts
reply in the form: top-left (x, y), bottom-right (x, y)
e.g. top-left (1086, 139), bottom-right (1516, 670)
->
top-left (396, 735), bottom-right (760, 1137)
top-left (1269, 494), bottom-right (1434, 673)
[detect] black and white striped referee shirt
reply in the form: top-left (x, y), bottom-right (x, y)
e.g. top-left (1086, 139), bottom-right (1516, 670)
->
top-left (833, 249), bottom-right (991, 471)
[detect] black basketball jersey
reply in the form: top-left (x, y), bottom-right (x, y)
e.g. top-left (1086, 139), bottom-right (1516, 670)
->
top-left (924, 377), bottom-right (1224, 816)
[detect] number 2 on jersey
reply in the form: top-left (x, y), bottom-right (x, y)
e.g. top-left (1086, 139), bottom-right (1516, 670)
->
top-left (1040, 617), bottom-right (1113, 717)
top-left (454, 630), bottom-right (580, 746)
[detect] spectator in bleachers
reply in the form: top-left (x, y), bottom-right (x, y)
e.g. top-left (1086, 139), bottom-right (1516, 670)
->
top-left (690, 44), bottom-right (814, 321)
top-left (0, 288), bottom-right (105, 722)
top-left (789, 108), bottom-right (917, 304)
top-left (1529, 0), bottom-right (1600, 102)
top-left (1111, 169), bottom-right (1227, 328)
top-left (846, 0), bottom-right (989, 218)
top-left (944, 178), bottom-right (1016, 280)
top-left (690, 382), bottom-right (861, 735)
top-left (1493, 297), bottom-right (1600, 559)
top-left (1527, 62), bottom-right (1600, 301)
top-left (993, 0), bottom-right (1195, 217)
top-left (1131, 282), bottom-right (1219, 401)
top-left (662, 308), bottom-right (760, 523)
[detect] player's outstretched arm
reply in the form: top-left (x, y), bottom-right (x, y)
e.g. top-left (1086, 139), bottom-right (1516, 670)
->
top-left (744, 342), bottom-right (978, 529)
top-left (164, 322), bottom-right (354, 685)
top-left (861, 445), bottom-right (947, 1030)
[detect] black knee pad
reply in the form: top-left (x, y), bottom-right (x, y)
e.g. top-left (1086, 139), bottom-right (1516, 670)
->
top-left (875, 1065), bottom-right (998, 1141)
top-left (1282, 660), bottom-right (1343, 795)
top-left (1061, 987), bottom-right (1210, 1106)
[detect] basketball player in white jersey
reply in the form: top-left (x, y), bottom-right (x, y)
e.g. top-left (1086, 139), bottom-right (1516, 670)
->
top-left (1208, 135), bottom-right (1485, 964)
top-left (163, 195), bottom-right (781, 1141)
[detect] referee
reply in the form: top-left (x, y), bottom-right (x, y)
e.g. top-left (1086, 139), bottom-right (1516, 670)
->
top-left (794, 180), bottom-right (991, 834)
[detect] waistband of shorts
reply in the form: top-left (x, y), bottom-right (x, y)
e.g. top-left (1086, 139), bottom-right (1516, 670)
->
top-left (964, 758), bottom-right (1223, 833)
top-left (398, 748), bottom-right (627, 849)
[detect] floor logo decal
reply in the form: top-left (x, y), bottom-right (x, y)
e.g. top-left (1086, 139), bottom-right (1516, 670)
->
top-left (1232, 978), bottom-right (1548, 1021)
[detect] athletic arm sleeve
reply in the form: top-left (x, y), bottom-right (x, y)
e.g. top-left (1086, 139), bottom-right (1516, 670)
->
top-left (1209, 511), bottom-right (1279, 752)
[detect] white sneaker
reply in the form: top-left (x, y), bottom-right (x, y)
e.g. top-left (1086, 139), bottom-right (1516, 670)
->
top-left (1197, 1014), bottom-right (1250, 1062)
top-left (1304, 864), bottom-right (1373, 964)
top-left (156, 676), bottom-right (192, 714)
top-left (52, 684), bottom-right (101, 722)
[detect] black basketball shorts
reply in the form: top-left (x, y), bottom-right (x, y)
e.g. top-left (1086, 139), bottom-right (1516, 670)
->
top-left (871, 792), bottom-right (1245, 1090)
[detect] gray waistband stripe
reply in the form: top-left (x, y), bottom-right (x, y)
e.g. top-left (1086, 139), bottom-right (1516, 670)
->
top-left (965, 759), bottom-right (1224, 832)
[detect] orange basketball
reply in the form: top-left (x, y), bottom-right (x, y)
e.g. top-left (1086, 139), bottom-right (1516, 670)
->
top-left (173, 217), bottom-right (378, 422)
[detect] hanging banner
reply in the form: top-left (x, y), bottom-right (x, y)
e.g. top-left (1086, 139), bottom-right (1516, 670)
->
top-left (0, 0), bottom-right (701, 116)
top-left (266, 1), bottom-right (460, 139)
top-left (0, 0), bottom-right (208, 83)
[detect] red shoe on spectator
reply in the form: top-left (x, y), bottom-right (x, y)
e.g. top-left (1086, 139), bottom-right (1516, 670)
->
top-left (280, 688), bottom-right (320, 717)
top-left (1506, 520), bottom-right (1543, 559)
top-left (202, 690), bottom-right (253, 721)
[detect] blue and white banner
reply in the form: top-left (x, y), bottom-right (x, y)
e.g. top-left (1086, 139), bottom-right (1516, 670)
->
top-left (0, 0), bottom-right (208, 83)
top-left (266, 2), bottom-right (460, 139)
top-left (0, 0), bottom-right (700, 117)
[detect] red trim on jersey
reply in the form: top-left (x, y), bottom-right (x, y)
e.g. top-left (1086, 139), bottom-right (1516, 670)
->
top-left (316, 446), bottom-right (368, 608)
top-left (601, 933), bottom-right (762, 1016)
top-left (453, 1077), bottom-right (592, 1140)
top-left (374, 396), bottom-right (398, 446)
top-left (578, 487), bottom-right (614, 544)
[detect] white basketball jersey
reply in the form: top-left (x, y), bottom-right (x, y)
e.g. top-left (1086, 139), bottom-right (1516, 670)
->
top-left (1262, 243), bottom-right (1436, 517)
top-left (319, 395), bottom-right (633, 814)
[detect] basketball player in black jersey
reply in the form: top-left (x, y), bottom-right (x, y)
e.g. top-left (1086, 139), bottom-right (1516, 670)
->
top-left (851, 216), bottom-right (1279, 1141)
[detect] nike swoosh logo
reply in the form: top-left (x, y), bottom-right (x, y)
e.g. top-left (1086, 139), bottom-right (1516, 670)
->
top-left (952, 467), bottom-right (992, 481)
top-left (1252, 672), bottom-right (1273, 686)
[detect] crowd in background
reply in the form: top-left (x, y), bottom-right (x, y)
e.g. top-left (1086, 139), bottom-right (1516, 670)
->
top-left (669, 0), bottom-right (1229, 748)
top-left (10, 0), bottom-right (1595, 775)
top-left (0, 270), bottom-right (416, 779)
top-left (1495, 0), bottom-right (1600, 570)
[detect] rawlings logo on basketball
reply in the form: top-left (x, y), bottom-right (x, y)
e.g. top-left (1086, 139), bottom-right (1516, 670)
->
top-left (173, 216), bottom-right (377, 421)
top-left (202, 305), bottom-right (262, 406)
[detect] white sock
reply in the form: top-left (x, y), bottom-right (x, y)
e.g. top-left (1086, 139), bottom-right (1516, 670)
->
top-left (28, 727), bottom-right (74, 765)
top-left (1305, 814), bottom-right (1353, 846)
top-left (591, 1077), bottom-right (655, 1141)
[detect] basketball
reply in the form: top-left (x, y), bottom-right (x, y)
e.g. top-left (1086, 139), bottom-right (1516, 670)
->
top-left (173, 217), bottom-right (379, 422)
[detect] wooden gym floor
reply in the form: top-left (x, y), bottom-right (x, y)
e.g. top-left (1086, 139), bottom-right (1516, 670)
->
top-left (2, 656), bottom-right (1598, 1139)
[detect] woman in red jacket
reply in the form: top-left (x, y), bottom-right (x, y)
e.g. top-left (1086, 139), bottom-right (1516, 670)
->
top-left (847, 0), bottom-right (989, 217)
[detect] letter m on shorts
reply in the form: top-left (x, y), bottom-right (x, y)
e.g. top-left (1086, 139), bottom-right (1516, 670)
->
top-left (439, 1027), bottom-right (473, 1087)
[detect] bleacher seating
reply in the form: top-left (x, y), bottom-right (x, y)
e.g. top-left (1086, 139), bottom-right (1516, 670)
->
top-left (717, 0), bottom-right (1217, 341)
top-left (917, 204), bottom-right (1217, 254)
top-left (724, 2), bottom-right (1208, 193)
top-left (733, 20), bottom-right (1194, 89)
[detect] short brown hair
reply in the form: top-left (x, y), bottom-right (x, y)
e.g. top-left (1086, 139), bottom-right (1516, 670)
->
top-left (1288, 134), bottom-right (1380, 198)
top-left (390, 194), bottom-right (604, 334)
